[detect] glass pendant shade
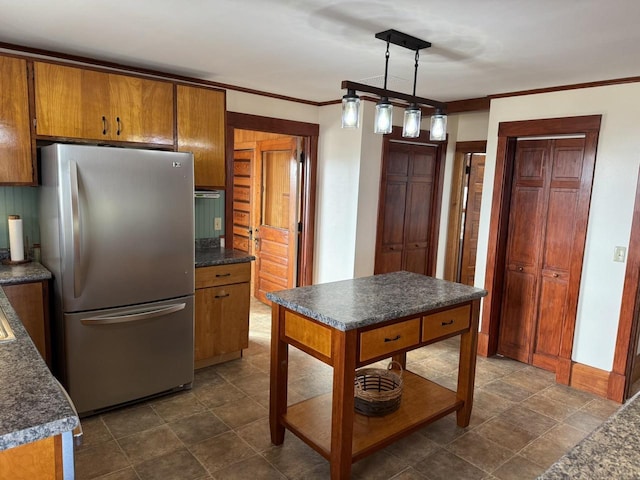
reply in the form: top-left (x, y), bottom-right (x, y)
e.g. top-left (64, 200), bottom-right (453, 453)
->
top-left (429, 111), bottom-right (447, 141)
top-left (341, 91), bottom-right (360, 128)
top-left (402, 104), bottom-right (421, 138)
top-left (374, 98), bottom-right (393, 134)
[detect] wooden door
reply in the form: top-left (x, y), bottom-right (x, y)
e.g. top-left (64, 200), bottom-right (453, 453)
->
top-left (177, 85), bottom-right (226, 187)
top-left (498, 137), bottom-right (589, 371)
top-left (0, 55), bottom-right (33, 184)
top-left (459, 154), bottom-right (485, 285)
top-left (253, 138), bottom-right (299, 303)
top-left (375, 142), bottom-right (438, 275)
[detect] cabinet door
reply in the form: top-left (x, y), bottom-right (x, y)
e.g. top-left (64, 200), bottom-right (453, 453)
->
top-left (108, 74), bottom-right (174, 145)
top-left (3, 282), bottom-right (49, 367)
top-left (34, 62), bottom-right (174, 145)
top-left (34, 62), bottom-right (109, 140)
top-left (0, 56), bottom-right (33, 184)
top-left (177, 85), bottom-right (226, 188)
top-left (195, 282), bottom-right (249, 363)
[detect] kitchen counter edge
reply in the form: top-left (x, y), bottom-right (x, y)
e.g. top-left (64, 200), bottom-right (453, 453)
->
top-left (0, 286), bottom-right (79, 451)
top-left (195, 247), bottom-right (255, 267)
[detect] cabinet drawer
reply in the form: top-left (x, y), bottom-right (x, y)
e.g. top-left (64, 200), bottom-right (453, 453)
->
top-left (422, 305), bottom-right (470, 342)
top-left (195, 262), bottom-right (251, 289)
top-left (359, 318), bottom-right (421, 362)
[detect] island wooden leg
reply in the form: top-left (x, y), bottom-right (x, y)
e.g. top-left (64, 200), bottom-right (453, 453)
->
top-left (456, 299), bottom-right (480, 427)
top-left (330, 329), bottom-right (358, 479)
top-left (269, 303), bottom-right (288, 445)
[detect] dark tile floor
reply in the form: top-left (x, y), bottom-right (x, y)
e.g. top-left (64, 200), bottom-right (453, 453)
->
top-left (75, 298), bottom-right (620, 479)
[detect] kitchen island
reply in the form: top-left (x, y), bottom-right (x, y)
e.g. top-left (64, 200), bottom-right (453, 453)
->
top-left (267, 271), bottom-right (487, 479)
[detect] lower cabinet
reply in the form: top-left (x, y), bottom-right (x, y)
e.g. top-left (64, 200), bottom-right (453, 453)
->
top-left (3, 281), bottom-right (50, 368)
top-left (0, 435), bottom-right (63, 480)
top-left (194, 262), bottom-right (251, 368)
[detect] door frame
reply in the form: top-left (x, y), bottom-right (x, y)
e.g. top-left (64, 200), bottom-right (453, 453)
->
top-left (374, 126), bottom-right (447, 276)
top-left (610, 167), bottom-right (640, 402)
top-left (444, 141), bottom-right (487, 282)
top-left (480, 115), bottom-right (601, 386)
top-left (226, 112), bottom-right (319, 287)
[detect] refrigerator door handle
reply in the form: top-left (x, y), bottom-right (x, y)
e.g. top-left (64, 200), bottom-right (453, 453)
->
top-left (70, 161), bottom-right (83, 298)
top-left (80, 303), bottom-right (187, 325)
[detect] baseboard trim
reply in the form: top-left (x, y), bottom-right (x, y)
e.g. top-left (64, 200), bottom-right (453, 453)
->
top-left (569, 362), bottom-right (611, 399)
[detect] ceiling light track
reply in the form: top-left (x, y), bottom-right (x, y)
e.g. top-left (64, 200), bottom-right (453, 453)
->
top-left (341, 29), bottom-right (447, 141)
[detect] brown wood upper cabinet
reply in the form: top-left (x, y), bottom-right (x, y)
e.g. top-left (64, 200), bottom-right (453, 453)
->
top-left (0, 55), bottom-right (33, 184)
top-left (34, 62), bottom-right (174, 145)
top-left (177, 85), bottom-right (226, 188)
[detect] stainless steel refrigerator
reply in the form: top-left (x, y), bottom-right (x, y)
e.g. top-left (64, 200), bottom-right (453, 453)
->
top-left (40, 144), bottom-right (195, 416)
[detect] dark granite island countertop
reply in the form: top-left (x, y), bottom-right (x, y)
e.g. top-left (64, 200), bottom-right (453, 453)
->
top-left (195, 247), bottom-right (255, 268)
top-left (0, 287), bottom-right (79, 451)
top-left (538, 392), bottom-right (640, 479)
top-left (266, 270), bottom-right (488, 331)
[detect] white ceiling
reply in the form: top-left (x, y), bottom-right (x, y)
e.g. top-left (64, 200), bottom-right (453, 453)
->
top-left (1, 0), bottom-right (639, 104)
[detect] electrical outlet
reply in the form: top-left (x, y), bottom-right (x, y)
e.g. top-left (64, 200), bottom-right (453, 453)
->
top-left (614, 246), bottom-right (627, 263)
top-left (214, 217), bottom-right (222, 231)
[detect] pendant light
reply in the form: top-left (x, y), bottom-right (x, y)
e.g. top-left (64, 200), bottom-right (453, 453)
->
top-left (402, 50), bottom-right (422, 138)
top-left (429, 108), bottom-right (447, 141)
top-left (341, 89), bottom-right (360, 128)
top-left (374, 38), bottom-right (393, 135)
top-left (340, 29), bottom-right (448, 140)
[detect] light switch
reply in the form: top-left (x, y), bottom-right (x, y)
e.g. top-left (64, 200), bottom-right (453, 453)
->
top-left (214, 217), bottom-right (222, 230)
top-left (614, 246), bottom-right (626, 263)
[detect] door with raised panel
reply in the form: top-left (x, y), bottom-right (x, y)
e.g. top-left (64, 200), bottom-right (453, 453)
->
top-left (459, 154), bottom-right (485, 285)
top-left (498, 137), bottom-right (589, 371)
top-left (253, 137), bottom-right (299, 304)
top-left (375, 142), bottom-right (439, 276)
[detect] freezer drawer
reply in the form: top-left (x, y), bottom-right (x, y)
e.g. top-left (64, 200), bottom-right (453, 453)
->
top-left (63, 296), bottom-right (194, 415)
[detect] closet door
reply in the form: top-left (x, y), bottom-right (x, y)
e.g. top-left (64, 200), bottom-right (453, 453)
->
top-left (532, 137), bottom-right (586, 370)
top-left (498, 137), bottom-right (588, 370)
top-left (497, 140), bottom-right (548, 363)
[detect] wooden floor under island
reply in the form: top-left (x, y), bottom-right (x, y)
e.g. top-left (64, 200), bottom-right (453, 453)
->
top-left (267, 271), bottom-right (488, 479)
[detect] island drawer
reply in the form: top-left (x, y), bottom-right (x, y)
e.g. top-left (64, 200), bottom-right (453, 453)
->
top-left (359, 317), bottom-right (421, 362)
top-left (422, 305), bottom-right (470, 342)
top-left (195, 262), bottom-right (251, 289)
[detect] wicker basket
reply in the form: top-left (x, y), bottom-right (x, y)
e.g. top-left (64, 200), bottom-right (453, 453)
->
top-left (354, 361), bottom-right (403, 417)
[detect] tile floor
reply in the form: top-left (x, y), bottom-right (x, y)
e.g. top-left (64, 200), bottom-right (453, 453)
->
top-left (75, 298), bottom-right (621, 480)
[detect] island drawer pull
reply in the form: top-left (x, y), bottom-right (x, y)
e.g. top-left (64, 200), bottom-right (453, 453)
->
top-left (441, 319), bottom-right (455, 326)
top-left (215, 293), bottom-right (230, 299)
top-left (384, 335), bottom-right (401, 342)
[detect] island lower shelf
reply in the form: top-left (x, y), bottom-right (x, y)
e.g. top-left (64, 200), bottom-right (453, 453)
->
top-left (282, 371), bottom-right (462, 461)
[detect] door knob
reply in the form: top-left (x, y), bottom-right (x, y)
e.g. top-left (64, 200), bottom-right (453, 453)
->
top-left (553, 273), bottom-right (559, 278)
top-left (518, 266), bottom-right (523, 272)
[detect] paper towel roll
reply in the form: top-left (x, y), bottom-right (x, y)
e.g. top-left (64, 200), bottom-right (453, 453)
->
top-left (8, 215), bottom-right (24, 262)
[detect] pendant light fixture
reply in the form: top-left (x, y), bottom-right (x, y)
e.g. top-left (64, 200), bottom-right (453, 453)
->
top-left (340, 29), bottom-right (448, 141)
top-left (374, 38), bottom-right (393, 134)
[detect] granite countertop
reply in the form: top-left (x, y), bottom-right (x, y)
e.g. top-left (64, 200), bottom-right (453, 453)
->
top-left (0, 261), bottom-right (52, 285)
top-left (0, 287), bottom-right (79, 451)
top-left (195, 247), bottom-right (255, 267)
top-left (266, 271), bottom-right (488, 331)
top-left (539, 392), bottom-right (640, 479)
